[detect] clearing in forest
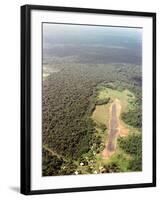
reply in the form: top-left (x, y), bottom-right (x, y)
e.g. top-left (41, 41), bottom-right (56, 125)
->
top-left (92, 86), bottom-right (135, 159)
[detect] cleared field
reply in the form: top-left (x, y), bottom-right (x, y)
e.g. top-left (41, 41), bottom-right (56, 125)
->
top-left (91, 86), bottom-right (136, 167)
top-left (92, 104), bottom-right (109, 125)
top-left (97, 87), bottom-right (135, 112)
top-left (92, 87), bottom-right (135, 126)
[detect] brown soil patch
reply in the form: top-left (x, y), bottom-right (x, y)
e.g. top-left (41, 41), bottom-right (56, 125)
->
top-left (102, 99), bottom-right (128, 159)
top-left (119, 122), bottom-right (129, 137)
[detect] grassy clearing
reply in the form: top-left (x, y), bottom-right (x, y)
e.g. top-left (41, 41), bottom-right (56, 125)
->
top-left (97, 86), bottom-right (135, 112)
top-left (92, 104), bottom-right (109, 125)
top-left (92, 86), bottom-right (135, 127)
top-left (70, 84), bottom-right (140, 175)
top-left (89, 85), bottom-right (139, 173)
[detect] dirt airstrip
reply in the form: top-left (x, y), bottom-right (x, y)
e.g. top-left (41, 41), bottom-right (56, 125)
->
top-left (102, 99), bottom-right (128, 159)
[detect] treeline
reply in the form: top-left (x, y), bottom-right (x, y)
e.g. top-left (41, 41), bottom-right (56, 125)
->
top-left (121, 110), bottom-right (142, 128)
top-left (118, 134), bottom-right (142, 171)
top-left (99, 71), bottom-right (142, 129)
top-left (96, 97), bottom-right (110, 105)
top-left (121, 88), bottom-right (142, 128)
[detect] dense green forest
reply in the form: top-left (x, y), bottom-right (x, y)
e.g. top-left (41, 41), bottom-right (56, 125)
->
top-left (42, 60), bottom-right (142, 176)
top-left (42, 23), bottom-right (142, 176)
top-left (118, 134), bottom-right (142, 171)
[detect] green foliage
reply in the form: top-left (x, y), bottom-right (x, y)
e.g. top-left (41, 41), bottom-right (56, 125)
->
top-left (103, 163), bottom-right (121, 173)
top-left (121, 85), bottom-right (142, 128)
top-left (118, 134), bottom-right (142, 171)
top-left (96, 98), bottom-right (110, 105)
top-left (103, 152), bottom-right (130, 173)
top-left (42, 148), bottom-right (64, 176)
top-left (118, 134), bottom-right (142, 155)
top-left (121, 109), bottom-right (142, 128)
top-left (129, 154), bottom-right (142, 171)
top-left (60, 162), bottom-right (77, 175)
top-left (42, 61), bottom-right (142, 175)
top-left (96, 122), bottom-right (107, 132)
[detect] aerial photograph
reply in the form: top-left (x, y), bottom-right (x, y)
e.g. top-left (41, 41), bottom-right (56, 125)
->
top-left (42, 23), bottom-right (142, 176)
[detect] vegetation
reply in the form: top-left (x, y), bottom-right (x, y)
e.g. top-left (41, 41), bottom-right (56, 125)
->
top-left (42, 24), bottom-right (142, 176)
top-left (96, 98), bottom-right (110, 105)
top-left (103, 152), bottom-right (130, 173)
top-left (42, 59), bottom-right (142, 176)
top-left (118, 134), bottom-right (142, 171)
top-left (42, 147), bottom-right (65, 176)
top-left (121, 110), bottom-right (142, 128)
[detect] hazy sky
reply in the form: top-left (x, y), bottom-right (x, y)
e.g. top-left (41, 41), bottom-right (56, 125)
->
top-left (43, 23), bottom-right (142, 65)
top-left (43, 23), bottom-right (142, 48)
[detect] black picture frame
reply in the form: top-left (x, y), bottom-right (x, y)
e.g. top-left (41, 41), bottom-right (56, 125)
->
top-left (21, 4), bottom-right (156, 195)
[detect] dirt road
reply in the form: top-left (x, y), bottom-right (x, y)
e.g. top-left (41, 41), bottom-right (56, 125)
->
top-left (102, 99), bottom-right (121, 158)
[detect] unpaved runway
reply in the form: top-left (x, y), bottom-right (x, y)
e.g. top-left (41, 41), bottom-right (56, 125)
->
top-left (102, 99), bottom-right (121, 158)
